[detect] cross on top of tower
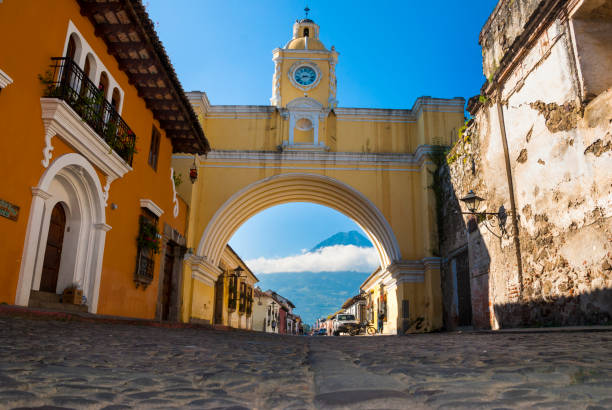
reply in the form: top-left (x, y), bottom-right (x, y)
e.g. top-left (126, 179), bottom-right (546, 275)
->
top-left (304, 6), bottom-right (310, 18)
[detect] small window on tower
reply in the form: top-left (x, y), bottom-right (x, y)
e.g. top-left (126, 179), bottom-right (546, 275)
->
top-left (303, 28), bottom-right (309, 37)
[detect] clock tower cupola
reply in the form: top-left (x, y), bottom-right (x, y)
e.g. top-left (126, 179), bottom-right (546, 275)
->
top-left (270, 12), bottom-right (338, 109)
top-left (270, 10), bottom-right (338, 150)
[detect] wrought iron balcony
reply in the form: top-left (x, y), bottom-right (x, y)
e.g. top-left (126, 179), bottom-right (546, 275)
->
top-left (44, 57), bottom-right (136, 165)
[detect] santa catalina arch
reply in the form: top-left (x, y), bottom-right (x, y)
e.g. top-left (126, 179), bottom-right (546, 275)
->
top-left (173, 17), bottom-right (464, 334)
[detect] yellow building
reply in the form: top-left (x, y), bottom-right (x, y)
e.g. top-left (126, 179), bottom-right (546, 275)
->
top-left (174, 17), bottom-right (464, 333)
top-left (0, 0), bottom-right (208, 319)
top-left (186, 244), bottom-right (257, 329)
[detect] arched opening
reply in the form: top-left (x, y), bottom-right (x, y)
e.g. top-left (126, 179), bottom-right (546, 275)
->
top-left (83, 53), bottom-right (96, 81)
top-left (80, 53), bottom-right (97, 98)
top-left (197, 173), bottom-right (401, 274)
top-left (191, 173), bottom-right (403, 333)
top-left (63, 34), bottom-right (83, 91)
top-left (228, 202), bottom-right (377, 331)
top-left (39, 202), bottom-right (67, 293)
top-left (65, 35), bottom-right (78, 62)
top-left (111, 87), bottom-right (121, 112)
top-left (303, 27), bottom-right (309, 37)
top-left (15, 154), bottom-right (109, 313)
top-left (98, 71), bottom-right (109, 100)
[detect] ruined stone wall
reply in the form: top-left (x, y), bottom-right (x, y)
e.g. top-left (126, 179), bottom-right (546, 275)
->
top-left (480, 0), bottom-right (548, 79)
top-left (441, 0), bottom-right (612, 329)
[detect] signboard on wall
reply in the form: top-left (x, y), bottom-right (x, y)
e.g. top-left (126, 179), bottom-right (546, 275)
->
top-left (0, 199), bottom-right (19, 221)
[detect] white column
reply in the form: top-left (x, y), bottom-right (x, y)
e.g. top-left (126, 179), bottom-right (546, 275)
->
top-left (88, 222), bottom-right (111, 313)
top-left (15, 188), bottom-right (53, 306)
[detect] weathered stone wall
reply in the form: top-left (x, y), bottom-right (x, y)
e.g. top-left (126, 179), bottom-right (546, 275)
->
top-left (480, 0), bottom-right (547, 79)
top-left (440, 0), bottom-right (612, 329)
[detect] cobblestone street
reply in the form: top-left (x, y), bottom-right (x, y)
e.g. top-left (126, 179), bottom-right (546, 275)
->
top-left (0, 316), bottom-right (610, 409)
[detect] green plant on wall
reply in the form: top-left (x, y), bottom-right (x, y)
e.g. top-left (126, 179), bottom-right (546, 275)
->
top-left (427, 147), bottom-right (449, 257)
top-left (137, 216), bottom-right (160, 254)
top-left (173, 172), bottom-right (183, 187)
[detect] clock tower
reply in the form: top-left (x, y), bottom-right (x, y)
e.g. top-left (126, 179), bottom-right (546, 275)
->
top-left (270, 14), bottom-right (338, 149)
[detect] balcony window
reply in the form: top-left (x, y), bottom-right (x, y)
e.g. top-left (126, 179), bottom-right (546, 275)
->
top-left (134, 209), bottom-right (159, 288)
top-left (246, 287), bottom-right (253, 315)
top-left (239, 282), bottom-right (246, 314)
top-left (228, 274), bottom-right (237, 311)
top-left (44, 57), bottom-right (136, 165)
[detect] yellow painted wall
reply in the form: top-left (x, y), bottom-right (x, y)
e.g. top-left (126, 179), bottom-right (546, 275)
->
top-left (0, 1), bottom-right (186, 318)
top-left (201, 109), bottom-right (463, 154)
top-left (182, 162), bottom-right (429, 260)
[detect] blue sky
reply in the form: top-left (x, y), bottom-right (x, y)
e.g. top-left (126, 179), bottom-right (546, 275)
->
top-left (145, 1), bottom-right (498, 108)
top-left (145, 1), bottom-right (498, 270)
top-left (228, 203), bottom-right (362, 260)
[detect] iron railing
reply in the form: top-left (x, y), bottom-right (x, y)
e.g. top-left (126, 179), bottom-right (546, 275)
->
top-left (135, 251), bottom-right (154, 286)
top-left (45, 57), bottom-right (136, 165)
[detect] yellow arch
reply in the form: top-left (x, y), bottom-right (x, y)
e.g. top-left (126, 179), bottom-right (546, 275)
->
top-left (196, 172), bottom-right (402, 270)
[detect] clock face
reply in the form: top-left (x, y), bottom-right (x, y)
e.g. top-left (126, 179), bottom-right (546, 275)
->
top-left (294, 66), bottom-right (317, 86)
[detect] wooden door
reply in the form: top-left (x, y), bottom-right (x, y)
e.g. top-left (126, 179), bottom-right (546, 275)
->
top-left (455, 251), bottom-right (473, 326)
top-left (40, 204), bottom-right (66, 293)
top-left (214, 276), bottom-right (224, 324)
top-left (161, 243), bottom-right (175, 321)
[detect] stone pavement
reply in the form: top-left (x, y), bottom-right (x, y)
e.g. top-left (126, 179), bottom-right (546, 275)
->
top-left (0, 316), bottom-right (610, 409)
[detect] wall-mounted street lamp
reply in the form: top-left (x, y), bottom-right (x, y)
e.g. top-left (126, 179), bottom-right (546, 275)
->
top-left (233, 265), bottom-right (245, 277)
top-left (189, 158), bottom-right (198, 184)
top-left (460, 190), bottom-right (509, 238)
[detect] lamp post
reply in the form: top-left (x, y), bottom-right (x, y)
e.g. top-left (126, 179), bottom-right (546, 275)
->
top-left (189, 157), bottom-right (198, 183)
top-left (459, 190), bottom-right (509, 238)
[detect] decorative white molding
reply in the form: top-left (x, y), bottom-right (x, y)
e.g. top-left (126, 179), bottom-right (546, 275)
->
top-left (102, 176), bottom-right (115, 208)
top-left (186, 91), bottom-right (211, 116)
top-left (31, 187), bottom-right (52, 201)
top-left (41, 125), bottom-right (59, 168)
top-left (328, 61), bottom-right (338, 107)
top-left (94, 223), bottom-right (112, 232)
top-left (288, 61), bottom-right (322, 92)
top-left (285, 97), bottom-right (327, 146)
top-left (276, 48), bottom-right (331, 55)
top-left (16, 153), bottom-right (106, 314)
top-left (208, 105), bottom-right (276, 114)
top-left (0, 68), bottom-right (13, 89)
top-left (360, 257), bottom-right (442, 292)
top-left (193, 144), bottom-right (439, 168)
top-left (170, 168), bottom-right (179, 218)
top-left (63, 20), bottom-right (124, 114)
top-left (139, 199), bottom-right (164, 217)
top-left (270, 55), bottom-right (282, 107)
top-left (187, 254), bottom-right (222, 287)
top-left (40, 98), bottom-right (132, 180)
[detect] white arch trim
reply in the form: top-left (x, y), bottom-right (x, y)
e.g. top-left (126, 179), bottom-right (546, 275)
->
top-left (196, 173), bottom-right (402, 271)
top-left (15, 153), bottom-right (109, 312)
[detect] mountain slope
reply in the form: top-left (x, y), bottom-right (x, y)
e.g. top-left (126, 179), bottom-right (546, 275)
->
top-left (310, 230), bottom-right (372, 252)
top-left (256, 271), bottom-right (370, 326)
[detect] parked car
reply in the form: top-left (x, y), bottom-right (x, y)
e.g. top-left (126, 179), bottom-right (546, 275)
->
top-left (332, 314), bottom-right (359, 336)
top-left (315, 328), bottom-right (327, 336)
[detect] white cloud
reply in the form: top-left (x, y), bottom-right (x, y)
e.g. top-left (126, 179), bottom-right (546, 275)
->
top-left (246, 245), bottom-right (378, 274)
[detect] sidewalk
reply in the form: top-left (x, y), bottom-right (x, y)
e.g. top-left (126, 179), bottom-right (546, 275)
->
top-left (0, 304), bottom-right (228, 331)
